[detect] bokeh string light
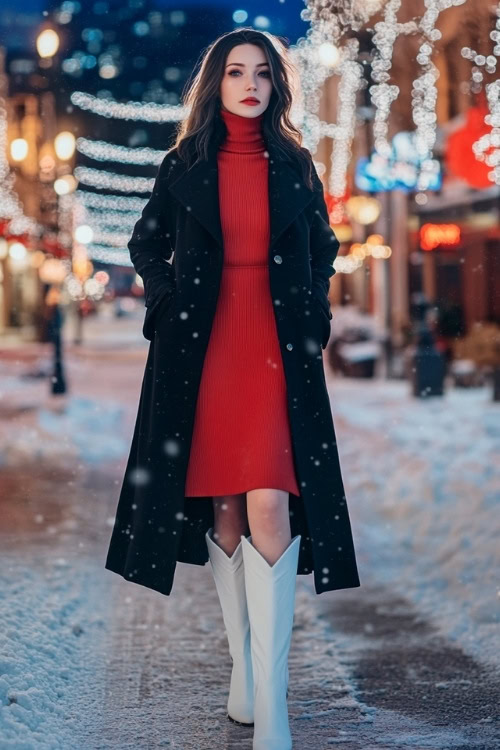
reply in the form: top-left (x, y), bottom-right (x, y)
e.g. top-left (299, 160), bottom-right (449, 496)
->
top-left (84, 244), bottom-right (131, 266)
top-left (290, 16), bottom-right (343, 153)
top-left (412, 0), bottom-right (467, 191)
top-left (475, 79), bottom-right (500, 185)
top-left (463, 1), bottom-right (500, 185)
top-left (75, 191), bottom-right (146, 213)
top-left (302, 0), bottom-right (385, 32)
top-left (67, 1), bottom-right (499, 273)
top-left (76, 137), bottom-right (165, 165)
top-left (74, 189), bottom-right (149, 266)
top-left (329, 40), bottom-right (364, 199)
top-left (370, 1), bottom-right (417, 158)
top-left (0, 92), bottom-right (38, 235)
top-left (70, 91), bottom-right (186, 122)
top-left (88, 228), bottom-right (132, 247)
top-left (84, 206), bottom-right (137, 227)
top-left (74, 166), bottom-right (153, 193)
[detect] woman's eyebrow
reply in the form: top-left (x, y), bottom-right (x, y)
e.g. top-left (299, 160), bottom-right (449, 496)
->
top-left (225, 62), bottom-right (270, 68)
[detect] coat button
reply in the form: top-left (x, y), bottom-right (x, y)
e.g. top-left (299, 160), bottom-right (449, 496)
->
top-left (273, 254), bottom-right (282, 264)
top-left (286, 343), bottom-right (293, 351)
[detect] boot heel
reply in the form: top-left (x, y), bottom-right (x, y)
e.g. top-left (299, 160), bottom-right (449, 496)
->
top-left (227, 712), bottom-right (254, 727)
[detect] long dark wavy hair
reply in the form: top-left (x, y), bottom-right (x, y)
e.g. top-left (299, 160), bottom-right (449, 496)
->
top-left (170, 28), bottom-right (314, 190)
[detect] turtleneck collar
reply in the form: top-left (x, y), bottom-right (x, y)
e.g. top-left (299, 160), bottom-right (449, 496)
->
top-left (219, 107), bottom-right (266, 154)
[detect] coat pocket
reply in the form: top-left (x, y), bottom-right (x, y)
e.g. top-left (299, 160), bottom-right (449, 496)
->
top-left (311, 294), bottom-right (332, 350)
top-left (143, 287), bottom-right (176, 341)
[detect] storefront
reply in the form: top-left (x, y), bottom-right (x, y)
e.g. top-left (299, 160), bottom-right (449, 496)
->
top-left (410, 189), bottom-right (500, 335)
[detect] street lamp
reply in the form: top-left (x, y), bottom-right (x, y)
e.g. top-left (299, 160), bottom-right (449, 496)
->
top-left (10, 138), bottom-right (29, 162)
top-left (54, 131), bottom-right (75, 161)
top-left (36, 29), bottom-right (60, 59)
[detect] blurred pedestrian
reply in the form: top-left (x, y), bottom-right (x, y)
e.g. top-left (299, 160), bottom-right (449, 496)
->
top-left (45, 286), bottom-right (67, 397)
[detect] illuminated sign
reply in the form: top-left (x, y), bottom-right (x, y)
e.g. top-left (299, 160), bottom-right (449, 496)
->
top-left (355, 132), bottom-right (442, 193)
top-left (420, 223), bottom-right (461, 251)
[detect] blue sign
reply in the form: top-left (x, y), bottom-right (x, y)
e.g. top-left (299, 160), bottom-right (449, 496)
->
top-left (355, 132), bottom-right (442, 192)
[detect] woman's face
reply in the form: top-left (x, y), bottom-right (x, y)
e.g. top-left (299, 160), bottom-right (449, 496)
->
top-left (220, 43), bottom-right (273, 118)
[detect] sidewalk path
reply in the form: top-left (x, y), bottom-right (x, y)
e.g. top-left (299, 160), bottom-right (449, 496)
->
top-left (1, 312), bottom-right (499, 749)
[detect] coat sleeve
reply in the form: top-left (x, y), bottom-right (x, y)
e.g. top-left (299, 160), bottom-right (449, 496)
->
top-left (307, 161), bottom-right (339, 323)
top-left (128, 154), bottom-right (176, 326)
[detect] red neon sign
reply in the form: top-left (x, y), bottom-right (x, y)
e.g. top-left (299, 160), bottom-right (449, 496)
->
top-left (420, 223), bottom-right (461, 251)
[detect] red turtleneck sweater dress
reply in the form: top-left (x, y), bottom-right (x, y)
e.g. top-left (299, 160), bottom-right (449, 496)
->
top-left (184, 108), bottom-right (300, 498)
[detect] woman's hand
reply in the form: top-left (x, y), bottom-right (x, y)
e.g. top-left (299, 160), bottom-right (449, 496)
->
top-left (128, 155), bottom-right (177, 314)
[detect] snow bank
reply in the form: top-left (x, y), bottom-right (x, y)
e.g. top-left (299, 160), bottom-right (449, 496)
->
top-left (330, 377), bottom-right (500, 668)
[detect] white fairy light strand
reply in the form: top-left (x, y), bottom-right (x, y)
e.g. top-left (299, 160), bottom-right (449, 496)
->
top-left (412, 0), bottom-right (467, 191)
top-left (295, 0), bottom-right (394, 192)
top-left (86, 244), bottom-right (133, 266)
top-left (84, 206), bottom-right (138, 225)
top-left (74, 166), bottom-right (154, 193)
top-left (295, 2), bottom-right (398, 200)
top-left (76, 137), bottom-right (166, 166)
top-left (302, 0), bottom-right (385, 32)
top-left (289, 15), bottom-right (343, 152)
top-left (75, 190), bottom-right (147, 212)
top-left (77, 206), bottom-right (139, 245)
top-left (73, 190), bottom-right (153, 265)
top-left (329, 40), bottom-right (364, 198)
top-left (469, 2), bottom-right (500, 185)
top-left (412, 2), bottom-right (442, 191)
top-left (473, 77), bottom-right (500, 185)
top-left (461, 1), bottom-right (499, 83)
top-left (71, 91), bottom-right (188, 122)
top-left (370, 0), bottom-right (402, 158)
top-left (0, 90), bottom-right (38, 235)
top-left (370, 1), bottom-right (418, 158)
top-left (89, 228), bottom-right (133, 247)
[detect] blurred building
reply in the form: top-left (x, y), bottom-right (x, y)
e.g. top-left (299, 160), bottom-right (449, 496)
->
top-left (315, 0), bottom-right (499, 358)
top-left (1, 0), bottom-right (498, 368)
top-left (1, 1), bottom-right (235, 339)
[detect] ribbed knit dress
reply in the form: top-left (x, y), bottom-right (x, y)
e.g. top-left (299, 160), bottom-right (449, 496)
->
top-left (184, 108), bottom-right (300, 498)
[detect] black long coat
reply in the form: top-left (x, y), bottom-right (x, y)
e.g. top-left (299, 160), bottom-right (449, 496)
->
top-left (105, 134), bottom-right (360, 596)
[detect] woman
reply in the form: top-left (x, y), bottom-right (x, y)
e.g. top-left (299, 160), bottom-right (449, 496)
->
top-left (105, 28), bottom-right (360, 749)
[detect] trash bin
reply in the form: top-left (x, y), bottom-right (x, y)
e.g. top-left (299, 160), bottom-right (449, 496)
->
top-left (337, 341), bottom-right (380, 378)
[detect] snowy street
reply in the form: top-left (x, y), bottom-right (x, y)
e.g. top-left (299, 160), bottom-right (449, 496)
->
top-left (0, 308), bottom-right (499, 750)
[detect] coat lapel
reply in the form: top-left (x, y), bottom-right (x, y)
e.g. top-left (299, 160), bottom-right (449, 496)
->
top-left (167, 137), bottom-right (315, 249)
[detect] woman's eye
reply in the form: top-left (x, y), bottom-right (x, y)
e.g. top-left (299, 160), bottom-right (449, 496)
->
top-left (228, 70), bottom-right (270, 77)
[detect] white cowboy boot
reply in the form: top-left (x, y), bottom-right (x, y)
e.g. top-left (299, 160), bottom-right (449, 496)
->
top-left (205, 527), bottom-right (254, 726)
top-left (241, 534), bottom-right (301, 750)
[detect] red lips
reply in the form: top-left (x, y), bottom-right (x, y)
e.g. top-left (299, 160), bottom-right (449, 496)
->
top-left (241, 98), bottom-right (260, 103)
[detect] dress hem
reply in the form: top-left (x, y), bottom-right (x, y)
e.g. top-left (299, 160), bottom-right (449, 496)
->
top-left (185, 484), bottom-right (301, 498)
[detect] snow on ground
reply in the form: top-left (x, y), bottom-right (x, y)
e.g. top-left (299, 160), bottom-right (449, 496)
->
top-left (0, 366), bottom-right (128, 468)
top-left (329, 376), bottom-right (500, 669)
top-left (0, 548), bottom-right (107, 750)
top-left (0, 335), bottom-right (499, 747)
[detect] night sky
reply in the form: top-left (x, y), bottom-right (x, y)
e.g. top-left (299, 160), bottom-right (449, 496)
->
top-left (0, 1), bottom-right (310, 51)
